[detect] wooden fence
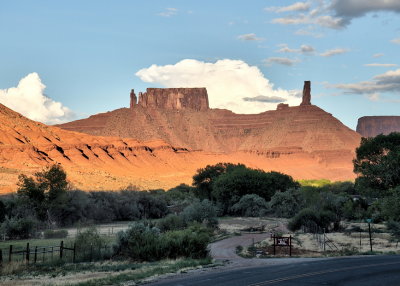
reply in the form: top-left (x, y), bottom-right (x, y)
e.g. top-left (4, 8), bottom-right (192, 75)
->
top-left (0, 241), bottom-right (112, 266)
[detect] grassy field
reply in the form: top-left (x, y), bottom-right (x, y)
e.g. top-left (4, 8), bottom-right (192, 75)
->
top-left (0, 257), bottom-right (215, 286)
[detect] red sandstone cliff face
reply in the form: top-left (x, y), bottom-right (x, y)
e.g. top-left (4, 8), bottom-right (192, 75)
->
top-left (56, 84), bottom-right (361, 186)
top-left (357, 116), bottom-right (400, 137)
top-left (131, 88), bottom-right (209, 111)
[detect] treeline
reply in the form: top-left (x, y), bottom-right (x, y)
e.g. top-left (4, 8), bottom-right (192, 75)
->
top-left (2, 133), bottom-right (400, 241)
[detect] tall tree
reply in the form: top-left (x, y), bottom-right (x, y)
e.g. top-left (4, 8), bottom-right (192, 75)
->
top-left (354, 133), bottom-right (400, 196)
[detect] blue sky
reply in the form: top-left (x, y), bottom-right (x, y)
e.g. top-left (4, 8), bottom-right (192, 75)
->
top-left (0, 0), bottom-right (399, 129)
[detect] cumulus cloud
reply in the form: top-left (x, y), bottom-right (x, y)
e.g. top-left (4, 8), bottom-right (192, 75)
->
top-left (264, 57), bottom-right (301, 66)
top-left (158, 8), bottom-right (177, 17)
top-left (0, 73), bottom-right (72, 124)
top-left (319, 48), bottom-right (349, 57)
top-left (326, 68), bottom-right (400, 96)
top-left (237, 33), bottom-right (264, 41)
top-left (135, 59), bottom-right (301, 114)
top-left (364, 63), bottom-right (397, 67)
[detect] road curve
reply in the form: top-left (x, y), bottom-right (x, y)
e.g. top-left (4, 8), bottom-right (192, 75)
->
top-left (148, 255), bottom-right (400, 286)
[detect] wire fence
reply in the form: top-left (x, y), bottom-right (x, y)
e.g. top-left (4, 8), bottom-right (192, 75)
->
top-left (0, 240), bottom-right (113, 266)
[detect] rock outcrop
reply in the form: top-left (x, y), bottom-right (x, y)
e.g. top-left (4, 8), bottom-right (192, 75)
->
top-left (0, 99), bottom-right (359, 193)
top-left (56, 81), bottom-right (361, 186)
top-left (131, 88), bottom-right (209, 111)
top-left (357, 116), bottom-right (400, 137)
top-left (300, 81), bottom-right (311, 106)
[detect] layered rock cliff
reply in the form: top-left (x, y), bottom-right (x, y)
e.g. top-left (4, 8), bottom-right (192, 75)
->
top-left (357, 116), bottom-right (400, 137)
top-left (56, 82), bottom-right (361, 185)
top-left (131, 88), bottom-right (209, 111)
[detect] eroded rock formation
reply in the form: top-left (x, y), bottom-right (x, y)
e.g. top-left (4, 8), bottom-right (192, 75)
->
top-left (357, 116), bottom-right (400, 137)
top-left (300, 81), bottom-right (311, 106)
top-left (131, 88), bottom-right (209, 111)
top-left (55, 82), bottom-right (361, 187)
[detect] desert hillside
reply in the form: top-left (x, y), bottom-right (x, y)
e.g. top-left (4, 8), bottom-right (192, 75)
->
top-left (0, 83), bottom-right (362, 193)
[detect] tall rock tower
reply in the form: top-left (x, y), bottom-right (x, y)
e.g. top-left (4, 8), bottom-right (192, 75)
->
top-left (300, 81), bottom-right (311, 106)
top-left (130, 89), bottom-right (137, 108)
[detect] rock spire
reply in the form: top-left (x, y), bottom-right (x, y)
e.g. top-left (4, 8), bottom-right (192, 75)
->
top-left (300, 81), bottom-right (311, 106)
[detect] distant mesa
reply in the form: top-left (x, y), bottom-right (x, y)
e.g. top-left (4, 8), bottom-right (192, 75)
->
top-left (130, 88), bottom-right (209, 111)
top-left (357, 116), bottom-right (400, 137)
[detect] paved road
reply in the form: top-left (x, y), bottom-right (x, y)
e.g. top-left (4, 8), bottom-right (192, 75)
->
top-left (148, 255), bottom-right (400, 285)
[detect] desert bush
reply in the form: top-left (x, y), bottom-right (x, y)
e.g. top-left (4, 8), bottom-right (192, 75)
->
top-left (163, 224), bottom-right (211, 259)
top-left (75, 226), bottom-right (107, 261)
top-left (181, 200), bottom-right (218, 228)
top-left (115, 222), bottom-right (162, 261)
top-left (156, 214), bottom-right (187, 232)
top-left (288, 208), bottom-right (336, 232)
top-left (268, 189), bottom-right (304, 218)
top-left (43, 229), bottom-right (68, 239)
top-left (1, 216), bottom-right (40, 239)
top-left (231, 194), bottom-right (268, 217)
top-left (115, 222), bottom-right (211, 261)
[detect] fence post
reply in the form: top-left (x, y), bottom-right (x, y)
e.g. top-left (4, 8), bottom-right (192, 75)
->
top-left (90, 243), bottom-right (93, 262)
top-left (26, 243), bottom-right (30, 264)
top-left (9, 245), bottom-right (12, 263)
top-left (289, 236), bottom-right (292, 257)
top-left (0, 249), bottom-right (3, 266)
top-left (60, 241), bottom-right (64, 259)
top-left (34, 246), bottom-right (38, 264)
top-left (73, 243), bottom-right (76, 263)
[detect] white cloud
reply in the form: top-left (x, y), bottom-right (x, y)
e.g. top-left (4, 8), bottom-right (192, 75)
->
top-left (264, 57), bottom-right (301, 66)
top-left (391, 38), bottom-right (400, 44)
top-left (373, 53), bottom-right (384, 58)
top-left (267, 2), bottom-right (311, 13)
top-left (0, 73), bottom-right (72, 124)
top-left (267, 0), bottom-right (400, 30)
top-left (332, 0), bottom-right (400, 18)
top-left (319, 48), bottom-right (349, 57)
top-left (237, 33), bottom-right (264, 41)
top-left (158, 8), bottom-right (177, 17)
top-left (364, 63), bottom-right (397, 67)
top-left (326, 68), bottom-right (400, 96)
top-left (277, 43), bottom-right (315, 54)
top-left (135, 59), bottom-right (301, 114)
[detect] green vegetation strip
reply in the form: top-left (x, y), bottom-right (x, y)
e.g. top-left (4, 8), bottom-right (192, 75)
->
top-left (65, 257), bottom-right (213, 286)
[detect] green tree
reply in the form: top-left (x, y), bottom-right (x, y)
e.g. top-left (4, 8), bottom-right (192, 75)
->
top-left (354, 133), bottom-right (400, 196)
top-left (269, 189), bottom-right (304, 218)
top-left (17, 164), bottom-right (69, 223)
top-left (231, 194), bottom-right (268, 217)
top-left (192, 163), bottom-right (245, 200)
top-left (212, 168), bottom-right (299, 214)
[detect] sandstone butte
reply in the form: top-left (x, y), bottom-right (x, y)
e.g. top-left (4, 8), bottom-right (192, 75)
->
top-left (357, 116), bottom-right (400, 137)
top-left (31, 80), bottom-right (361, 192)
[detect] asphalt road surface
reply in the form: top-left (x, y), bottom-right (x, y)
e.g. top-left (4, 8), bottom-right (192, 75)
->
top-left (148, 255), bottom-right (400, 286)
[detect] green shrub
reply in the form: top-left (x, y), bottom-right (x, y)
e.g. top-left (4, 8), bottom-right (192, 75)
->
top-left (75, 226), bottom-right (107, 261)
top-left (231, 194), bottom-right (268, 217)
top-left (181, 200), bottom-right (218, 228)
top-left (268, 189), bottom-right (304, 218)
top-left (1, 216), bottom-right (39, 239)
top-left (288, 208), bottom-right (336, 232)
top-left (156, 214), bottom-right (187, 232)
top-left (115, 222), bottom-right (211, 261)
top-left (44, 229), bottom-right (68, 239)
